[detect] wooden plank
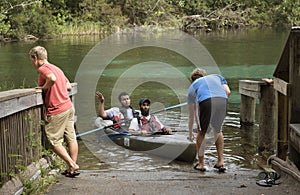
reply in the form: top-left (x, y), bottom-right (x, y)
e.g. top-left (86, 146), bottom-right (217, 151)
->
top-left (0, 93), bottom-right (43, 118)
top-left (258, 84), bottom-right (276, 152)
top-left (239, 80), bottom-right (265, 91)
top-left (0, 99), bottom-right (18, 118)
top-left (289, 124), bottom-right (300, 153)
top-left (277, 92), bottom-right (289, 160)
top-left (0, 83), bottom-right (76, 118)
top-left (274, 77), bottom-right (289, 95)
top-left (273, 36), bottom-right (290, 81)
top-left (240, 94), bottom-right (256, 125)
top-left (239, 88), bottom-right (261, 98)
top-left (0, 89), bottom-right (37, 102)
top-left (289, 33), bottom-right (300, 122)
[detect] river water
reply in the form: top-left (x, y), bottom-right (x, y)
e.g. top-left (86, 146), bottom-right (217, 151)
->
top-left (0, 27), bottom-right (290, 172)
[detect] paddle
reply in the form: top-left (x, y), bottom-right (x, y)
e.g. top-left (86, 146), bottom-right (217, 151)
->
top-left (150, 102), bottom-right (187, 114)
top-left (76, 102), bottom-right (187, 138)
top-left (103, 129), bottom-right (197, 140)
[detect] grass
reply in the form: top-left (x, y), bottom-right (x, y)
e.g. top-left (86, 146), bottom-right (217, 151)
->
top-left (22, 154), bottom-right (65, 195)
top-left (0, 79), bottom-right (32, 92)
top-left (59, 21), bottom-right (112, 36)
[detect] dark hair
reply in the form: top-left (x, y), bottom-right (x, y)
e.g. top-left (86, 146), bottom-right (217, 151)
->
top-left (118, 92), bottom-right (129, 102)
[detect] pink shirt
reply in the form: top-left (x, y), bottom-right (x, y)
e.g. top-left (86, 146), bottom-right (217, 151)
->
top-left (38, 63), bottom-right (73, 116)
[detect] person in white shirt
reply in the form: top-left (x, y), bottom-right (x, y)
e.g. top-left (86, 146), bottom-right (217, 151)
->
top-left (128, 98), bottom-right (172, 135)
top-left (96, 91), bottom-right (139, 132)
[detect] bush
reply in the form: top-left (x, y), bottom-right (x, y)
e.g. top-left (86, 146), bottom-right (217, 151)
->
top-left (25, 8), bottom-right (59, 38)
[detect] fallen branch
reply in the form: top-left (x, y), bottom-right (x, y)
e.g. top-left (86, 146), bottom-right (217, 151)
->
top-left (1, 0), bottom-right (41, 14)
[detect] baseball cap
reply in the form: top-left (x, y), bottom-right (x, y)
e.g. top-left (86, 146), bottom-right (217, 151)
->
top-left (139, 98), bottom-right (151, 106)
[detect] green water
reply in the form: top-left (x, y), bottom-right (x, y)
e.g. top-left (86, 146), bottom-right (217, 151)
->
top-left (0, 28), bottom-right (290, 170)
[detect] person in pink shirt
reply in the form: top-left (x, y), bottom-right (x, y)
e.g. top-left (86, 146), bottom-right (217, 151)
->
top-left (29, 46), bottom-right (79, 177)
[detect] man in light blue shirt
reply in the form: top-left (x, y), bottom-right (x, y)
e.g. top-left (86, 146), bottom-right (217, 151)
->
top-left (187, 68), bottom-right (230, 172)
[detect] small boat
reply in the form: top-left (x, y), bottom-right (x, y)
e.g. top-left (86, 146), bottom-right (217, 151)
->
top-left (104, 128), bottom-right (197, 163)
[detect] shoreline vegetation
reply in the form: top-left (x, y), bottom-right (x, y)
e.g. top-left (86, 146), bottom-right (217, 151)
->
top-left (0, 0), bottom-right (299, 42)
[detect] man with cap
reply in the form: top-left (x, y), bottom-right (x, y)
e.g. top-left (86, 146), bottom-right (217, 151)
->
top-left (128, 98), bottom-right (172, 135)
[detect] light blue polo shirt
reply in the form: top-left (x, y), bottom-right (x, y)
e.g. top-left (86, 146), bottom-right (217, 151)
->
top-left (187, 74), bottom-right (228, 104)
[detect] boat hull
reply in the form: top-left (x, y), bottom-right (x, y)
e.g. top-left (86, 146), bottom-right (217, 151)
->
top-left (104, 129), bottom-right (196, 163)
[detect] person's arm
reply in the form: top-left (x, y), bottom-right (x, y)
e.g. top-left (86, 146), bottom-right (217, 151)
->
top-left (187, 85), bottom-right (197, 141)
top-left (128, 118), bottom-right (142, 135)
top-left (41, 73), bottom-right (56, 91)
top-left (66, 80), bottom-right (72, 91)
top-left (262, 78), bottom-right (274, 84)
top-left (96, 91), bottom-right (107, 118)
top-left (154, 115), bottom-right (172, 134)
top-left (188, 103), bottom-right (195, 141)
top-left (218, 75), bottom-right (230, 97)
top-left (222, 84), bottom-right (231, 97)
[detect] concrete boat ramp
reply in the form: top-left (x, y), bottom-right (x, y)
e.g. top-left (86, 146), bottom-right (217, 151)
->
top-left (45, 168), bottom-right (299, 195)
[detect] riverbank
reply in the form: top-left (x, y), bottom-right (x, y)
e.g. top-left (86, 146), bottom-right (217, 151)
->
top-left (44, 168), bottom-right (299, 195)
top-left (1, 1), bottom-right (299, 42)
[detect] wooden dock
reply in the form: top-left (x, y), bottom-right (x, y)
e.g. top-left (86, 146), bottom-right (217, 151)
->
top-left (239, 27), bottom-right (300, 178)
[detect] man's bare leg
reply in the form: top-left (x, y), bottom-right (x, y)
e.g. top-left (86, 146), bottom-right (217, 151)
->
top-left (54, 144), bottom-right (79, 173)
top-left (68, 141), bottom-right (78, 164)
top-left (195, 131), bottom-right (206, 169)
top-left (215, 131), bottom-right (224, 167)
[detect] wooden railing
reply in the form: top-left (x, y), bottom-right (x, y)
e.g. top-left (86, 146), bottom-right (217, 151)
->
top-left (0, 83), bottom-right (77, 187)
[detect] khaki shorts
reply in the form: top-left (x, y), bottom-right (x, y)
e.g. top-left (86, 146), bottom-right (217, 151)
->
top-left (45, 107), bottom-right (76, 147)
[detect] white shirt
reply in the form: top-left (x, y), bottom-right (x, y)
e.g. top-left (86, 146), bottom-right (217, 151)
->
top-left (128, 115), bottom-right (164, 131)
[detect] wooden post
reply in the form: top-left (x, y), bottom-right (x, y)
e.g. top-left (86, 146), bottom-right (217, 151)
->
top-left (258, 84), bottom-right (276, 153)
top-left (288, 29), bottom-right (300, 167)
top-left (277, 92), bottom-right (289, 160)
top-left (273, 78), bottom-right (290, 160)
top-left (240, 94), bottom-right (256, 125)
top-left (239, 80), bottom-right (263, 126)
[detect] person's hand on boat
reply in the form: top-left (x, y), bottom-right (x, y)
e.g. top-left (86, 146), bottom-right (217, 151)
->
top-left (96, 91), bottom-right (105, 103)
top-left (162, 127), bottom-right (172, 134)
top-left (189, 131), bottom-right (194, 142)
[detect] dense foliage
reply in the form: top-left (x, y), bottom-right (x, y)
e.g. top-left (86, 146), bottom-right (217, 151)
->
top-left (0, 0), bottom-right (299, 40)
